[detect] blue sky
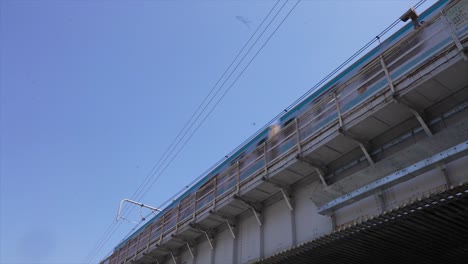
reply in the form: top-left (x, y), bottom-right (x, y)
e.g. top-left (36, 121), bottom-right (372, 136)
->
top-left (0, 0), bottom-right (437, 263)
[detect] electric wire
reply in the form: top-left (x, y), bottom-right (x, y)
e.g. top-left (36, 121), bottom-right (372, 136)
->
top-left (101, 1), bottom-right (302, 256)
top-left (86, 0), bottom-right (428, 262)
top-left (135, 0), bottom-right (293, 208)
top-left (108, 0), bottom-right (297, 252)
top-left (89, 1), bottom-right (298, 262)
top-left (96, 0), bottom-right (284, 248)
top-left (121, 0), bottom-right (283, 217)
top-left (124, 0), bottom-right (430, 244)
top-left (182, 0), bottom-right (427, 176)
top-left (83, 1), bottom-right (288, 263)
top-left (283, 0), bottom-right (427, 114)
top-left (165, 0), bottom-right (429, 184)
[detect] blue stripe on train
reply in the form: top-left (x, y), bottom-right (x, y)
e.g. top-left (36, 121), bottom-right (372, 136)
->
top-left (279, 0), bottom-right (450, 124)
top-left (114, 0), bottom-right (452, 251)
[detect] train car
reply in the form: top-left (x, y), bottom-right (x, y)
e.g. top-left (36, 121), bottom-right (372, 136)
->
top-left (277, 0), bottom-right (457, 135)
top-left (102, 0), bottom-right (465, 263)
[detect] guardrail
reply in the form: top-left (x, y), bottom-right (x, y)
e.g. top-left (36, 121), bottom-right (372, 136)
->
top-left (102, 1), bottom-right (467, 263)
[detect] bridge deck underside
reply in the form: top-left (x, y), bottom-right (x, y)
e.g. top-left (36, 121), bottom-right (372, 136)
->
top-left (245, 50), bottom-right (468, 212)
top-left (122, 10), bottom-right (468, 263)
top-left (255, 183), bottom-right (468, 264)
top-left (133, 38), bottom-right (468, 264)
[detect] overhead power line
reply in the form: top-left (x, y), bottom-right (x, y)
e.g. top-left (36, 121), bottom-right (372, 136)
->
top-left (135, 0), bottom-right (296, 209)
top-left (86, 0), bottom-right (428, 262)
top-left (83, 1), bottom-right (298, 263)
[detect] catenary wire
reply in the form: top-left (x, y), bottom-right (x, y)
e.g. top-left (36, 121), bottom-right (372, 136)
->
top-left (91, 0), bottom-right (299, 262)
top-left (135, 0), bottom-right (292, 207)
top-left (83, 1), bottom-right (286, 263)
top-left (125, 0), bottom-right (428, 230)
top-left (108, 0), bottom-right (297, 251)
top-left (95, 1), bottom-right (285, 251)
top-left (101, 0), bottom-right (427, 257)
top-left (283, 0), bottom-right (427, 114)
top-left (121, 0), bottom-right (283, 217)
top-left (86, 0), bottom-right (427, 262)
top-left (169, 0), bottom-right (428, 181)
top-left (119, 0), bottom-right (430, 245)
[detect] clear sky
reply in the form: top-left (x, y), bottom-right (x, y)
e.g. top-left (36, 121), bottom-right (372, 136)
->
top-left (0, 0), bottom-right (437, 263)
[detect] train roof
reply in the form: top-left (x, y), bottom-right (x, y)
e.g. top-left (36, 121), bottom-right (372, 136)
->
top-left (113, 0), bottom-right (451, 252)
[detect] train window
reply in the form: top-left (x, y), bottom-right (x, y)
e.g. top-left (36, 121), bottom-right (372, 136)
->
top-left (229, 152), bottom-right (245, 166)
top-left (198, 180), bottom-right (214, 197)
top-left (179, 194), bottom-right (194, 221)
top-left (357, 86), bottom-right (368, 94)
top-left (163, 208), bottom-right (177, 232)
top-left (149, 221), bottom-right (162, 242)
top-left (137, 228), bottom-right (151, 251)
top-left (283, 118), bottom-right (295, 128)
top-left (257, 137), bottom-right (267, 147)
top-left (196, 180), bottom-right (214, 210)
top-left (216, 169), bottom-right (236, 196)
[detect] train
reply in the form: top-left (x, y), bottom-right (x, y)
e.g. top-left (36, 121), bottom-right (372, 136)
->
top-left (103, 0), bottom-right (467, 263)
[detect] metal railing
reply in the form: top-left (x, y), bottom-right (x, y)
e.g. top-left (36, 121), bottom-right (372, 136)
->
top-left (102, 2), bottom-right (467, 263)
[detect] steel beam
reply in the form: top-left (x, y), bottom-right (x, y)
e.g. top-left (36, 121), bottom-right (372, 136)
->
top-left (207, 210), bottom-right (237, 239)
top-left (338, 128), bottom-right (375, 166)
top-left (295, 154), bottom-right (329, 187)
top-left (226, 219), bottom-right (236, 239)
top-left (261, 176), bottom-right (294, 211)
top-left (170, 235), bottom-right (196, 253)
top-left (382, 51), bottom-right (433, 137)
top-left (280, 189), bottom-right (294, 211)
top-left (330, 213), bottom-right (336, 231)
top-left (380, 56), bottom-right (397, 94)
top-left (334, 92), bottom-right (345, 127)
top-left (233, 194), bottom-right (262, 214)
top-left (261, 176), bottom-right (289, 190)
top-left (170, 252), bottom-right (177, 264)
top-left (393, 97), bottom-right (433, 137)
top-left (318, 141), bottom-right (467, 215)
top-left (208, 210), bottom-right (234, 221)
top-left (189, 223), bottom-right (214, 250)
top-left (155, 244), bottom-right (172, 253)
top-left (169, 235), bottom-right (195, 260)
top-left (439, 164), bottom-right (452, 187)
top-left (234, 194), bottom-right (263, 226)
top-left (186, 242), bottom-right (194, 259)
top-left (377, 192), bottom-right (387, 212)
